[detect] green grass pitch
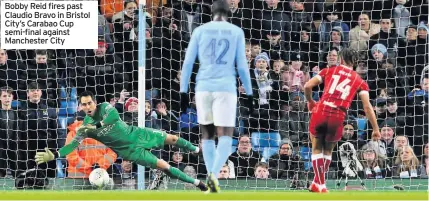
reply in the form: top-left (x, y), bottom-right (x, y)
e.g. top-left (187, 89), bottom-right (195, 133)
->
top-left (0, 191), bottom-right (427, 200)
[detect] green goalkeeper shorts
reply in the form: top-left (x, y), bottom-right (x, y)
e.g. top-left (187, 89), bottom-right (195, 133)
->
top-left (126, 127), bottom-right (167, 168)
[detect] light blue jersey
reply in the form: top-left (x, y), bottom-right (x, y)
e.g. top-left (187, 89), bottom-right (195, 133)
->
top-left (180, 21), bottom-right (253, 95)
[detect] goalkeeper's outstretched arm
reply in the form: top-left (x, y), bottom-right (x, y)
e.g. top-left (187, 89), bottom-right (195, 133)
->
top-left (34, 125), bottom-right (91, 164)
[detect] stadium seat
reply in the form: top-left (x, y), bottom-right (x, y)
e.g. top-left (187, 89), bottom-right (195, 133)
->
top-left (11, 100), bottom-right (21, 108)
top-left (356, 118), bottom-right (367, 139)
top-left (299, 146), bottom-right (312, 171)
top-left (251, 132), bottom-right (281, 160)
top-left (58, 87), bottom-right (78, 117)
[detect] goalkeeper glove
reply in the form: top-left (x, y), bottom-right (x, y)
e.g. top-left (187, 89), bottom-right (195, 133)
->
top-left (35, 148), bottom-right (55, 165)
top-left (77, 124), bottom-right (97, 134)
top-left (180, 92), bottom-right (189, 113)
top-left (245, 95), bottom-right (254, 115)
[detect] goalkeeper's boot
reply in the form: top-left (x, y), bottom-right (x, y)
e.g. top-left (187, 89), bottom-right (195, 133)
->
top-left (197, 181), bottom-right (209, 193)
top-left (308, 182), bottom-right (321, 193)
top-left (207, 173), bottom-right (220, 193)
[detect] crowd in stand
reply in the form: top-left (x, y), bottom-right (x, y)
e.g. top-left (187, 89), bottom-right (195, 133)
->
top-left (0, 0), bottom-right (428, 189)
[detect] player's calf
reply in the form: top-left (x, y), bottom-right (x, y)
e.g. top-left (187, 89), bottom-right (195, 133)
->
top-left (164, 134), bottom-right (199, 154)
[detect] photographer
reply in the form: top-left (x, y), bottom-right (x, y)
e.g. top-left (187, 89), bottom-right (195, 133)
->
top-left (332, 118), bottom-right (365, 175)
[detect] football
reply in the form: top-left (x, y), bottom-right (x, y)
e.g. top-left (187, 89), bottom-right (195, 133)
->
top-left (89, 168), bottom-right (110, 188)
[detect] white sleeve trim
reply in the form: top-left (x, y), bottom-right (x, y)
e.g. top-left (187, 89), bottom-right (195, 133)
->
top-left (359, 90), bottom-right (369, 96)
top-left (315, 75), bottom-right (323, 83)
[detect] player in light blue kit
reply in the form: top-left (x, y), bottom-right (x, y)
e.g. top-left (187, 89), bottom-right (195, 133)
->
top-left (179, 0), bottom-right (253, 193)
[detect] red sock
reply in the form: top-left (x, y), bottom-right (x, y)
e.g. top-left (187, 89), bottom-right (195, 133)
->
top-left (312, 154), bottom-right (325, 185)
top-left (324, 155), bottom-right (332, 174)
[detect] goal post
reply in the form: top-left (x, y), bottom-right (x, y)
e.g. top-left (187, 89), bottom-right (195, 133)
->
top-left (137, 0), bottom-right (146, 191)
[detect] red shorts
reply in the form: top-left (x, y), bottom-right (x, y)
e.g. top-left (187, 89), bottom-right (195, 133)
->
top-left (309, 112), bottom-right (345, 142)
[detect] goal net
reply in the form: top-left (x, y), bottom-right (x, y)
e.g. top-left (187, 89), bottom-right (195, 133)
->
top-left (0, 0), bottom-right (428, 191)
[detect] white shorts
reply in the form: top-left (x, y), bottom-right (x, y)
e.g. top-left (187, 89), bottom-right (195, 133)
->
top-left (195, 91), bottom-right (237, 127)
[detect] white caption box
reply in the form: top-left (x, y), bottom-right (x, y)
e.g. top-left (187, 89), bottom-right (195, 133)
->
top-left (0, 1), bottom-right (98, 49)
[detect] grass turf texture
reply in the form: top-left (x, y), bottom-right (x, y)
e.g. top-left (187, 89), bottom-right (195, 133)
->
top-left (0, 191), bottom-right (427, 200)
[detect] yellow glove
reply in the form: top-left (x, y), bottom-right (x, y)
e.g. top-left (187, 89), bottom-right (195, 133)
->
top-left (35, 148), bottom-right (55, 165)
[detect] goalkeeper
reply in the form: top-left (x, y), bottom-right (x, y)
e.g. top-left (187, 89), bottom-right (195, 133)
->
top-left (35, 91), bottom-right (208, 191)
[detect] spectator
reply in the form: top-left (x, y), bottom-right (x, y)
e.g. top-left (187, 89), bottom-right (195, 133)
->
top-left (393, 145), bottom-right (420, 178)
top-left (278, 93), bottom-right (309, 143)
top-left (0, 49), bottom-right (26, 100)
top-left (98, 12), bottom-right (114, 53)
top-left (252, 0), bottom-right (291, 44)
top-left (407, 77), bottom-right (429, 104)
top-left (143, 100), bottom-right (160, 129)
top-left (0, 87), bottom-right (22, 177)
top-left (319, 26), bottom-right (348, 64)
top-left (249, 52), bottom-right (277, 132)
top-left (229, 134), bottom-right (261, 178)
top-left (154, 99), bottom-right (179, 132)
top-left (379, 119), bottom-right (396, 159)
top-left (169, 150), bottom-right (186, 171)
top-left (419, 143), bottom-right (429, 178)
top-left (268, 139), bottom-right (301, 179)
top-left (386, 99), bottom-right (406, 130)
top-left (280, 52), bottom-right (310, 94)
top-left (289, 0), bottom-right (313, 45)
top-left (290, 26), bottom-right (319, 67)
top-left (393, 0), bottom-right (413, 38)
top-left (318, 4), bottom-right (349, 44)
top-left (359, 147), bottom-right (386, 179)
top-left (25, 50), bottom-right (58, 108)
top-left (217, 161), bottom-right (235, 179)
top-left (349, 13), bottom-right (380, 53)
top-left (166, 69), bottom-right (182, 117)
top-left (412, 23), bottom-right (429, 85)
top-left (254, 162), bottom-right (270, 179)
top-left (100, 0), bottom-right (163, 22)
top-left (250, 43), bottom-right (262, 59)
top-left (152, 5), bottom-right (182, 92)
top-left (261, 29), bottom-right (288, 61)
top-left (368, 13), bottom-right (407, 66)
top-left (227, 0), bottom-right (251, 38)
top-left (179, 95), bottom-right (199, 144)
top-left (407, 76), bottom-right (428, 153)
top-left (20, 82), bottom-right (58, 178)
top-left (76, 37), bottom-right (127, 103)
top-left (405, 25), bottom-right (418, 70)
top-left (112, 0), bottom-right (148, 90)
top-left (318, 47), bottom-right (340, 70)
top-left (66, 118), bottom-right (117, 178)
top-left (394, 135), bottom-right (409, 153)
top-left (218, 164), bottom-right (231, 179)
top-left (172, 0), bottom-right (211, 48)
top-left (245, 42), bottom-right (253, 65)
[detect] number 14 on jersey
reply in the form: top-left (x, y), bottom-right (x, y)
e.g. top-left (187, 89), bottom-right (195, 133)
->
top-left (328, 75), bottom-right (351, 100)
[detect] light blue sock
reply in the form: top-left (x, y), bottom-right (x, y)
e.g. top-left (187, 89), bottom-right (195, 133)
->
top-left (211, 136), bottom-right (233, 177)
top-left (201, 139), bottom-right (216, 175)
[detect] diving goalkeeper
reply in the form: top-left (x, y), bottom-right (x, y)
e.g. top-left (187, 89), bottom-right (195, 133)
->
top-left (35, 91), bottom-right (208, 191)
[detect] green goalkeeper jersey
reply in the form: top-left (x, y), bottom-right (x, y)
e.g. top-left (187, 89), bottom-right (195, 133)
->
top-left (58, 102), bottom-right (165, 160)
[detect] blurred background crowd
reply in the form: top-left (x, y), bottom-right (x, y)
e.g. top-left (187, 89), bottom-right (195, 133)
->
top-left (0, 0), bottom-right (428, 189)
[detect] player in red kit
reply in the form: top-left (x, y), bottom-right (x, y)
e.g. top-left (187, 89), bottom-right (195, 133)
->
top-left (303, 48), bottom-right (381, 193)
